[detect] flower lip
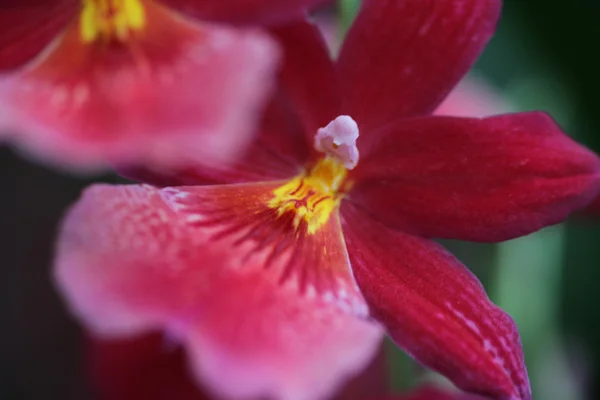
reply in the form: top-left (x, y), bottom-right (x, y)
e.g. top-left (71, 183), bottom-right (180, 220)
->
top-left (80, 0), bottom-right (147, 43)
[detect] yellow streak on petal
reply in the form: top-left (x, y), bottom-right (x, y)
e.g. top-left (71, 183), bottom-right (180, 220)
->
top-left (79, 0), bottom-right (147, 43)
top-left (268, 157), bottom-right (350, 235)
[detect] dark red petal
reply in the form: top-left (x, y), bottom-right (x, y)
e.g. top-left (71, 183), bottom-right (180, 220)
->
top-left (116, 90), bottom-right (310, 186)
top-left (89, 334), bottom-right (208, 400)
top-left (161, 0), bottom-right (330, 25)
top-left (55, 183), bottom-right (382, 400)
top-left (89, 336), bottom-right (388, 400)
top-left (396, 385), bottom-right (488, 400)
top-left (341, 203), bottom-right (531, 400)
top-left (350, 112), bottom-right (600, 242)
top-left (332, 343), bottom-right (389, 400)
top-left (337, 0), bottom-right (501, 129)
top-left (0, 0), bottom-right (77, 70)
top-left (0, 2), bottom-right (278, 171)
top-left (269, 20), bottom-right (341, 141)
top-left (582, 194), bottom-right (600, 216)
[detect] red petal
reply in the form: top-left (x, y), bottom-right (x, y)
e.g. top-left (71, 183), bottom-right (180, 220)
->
top-left (270, 20), bottom-right (341, 140)
top-left (162, 0), bottom-right (329, 25)
top-left (0, 2), bottom-right (278, 171)
top-left (89, 334), bottom-right (208, 400)
top-left (349, 112), bottom-right (600, 242)
top-left (0, 0), bottom-right (77, 70)
top-left (398, 385), bottom-right (487, 400)
top-left (337, 0), bottom-right (501, 129)
top-left (341, 203), bottom-right (531, 400)
top-left (55, 183), bottom-right (383, 400)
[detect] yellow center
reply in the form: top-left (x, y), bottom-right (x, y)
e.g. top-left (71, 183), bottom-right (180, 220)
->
top-left (79, 0), bottom-right (147, 42)
top-left (268, 157), bottom-right (350, 235)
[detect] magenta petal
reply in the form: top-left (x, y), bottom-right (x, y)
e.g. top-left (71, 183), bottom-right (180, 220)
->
top-left (350, 112), bottom-right (600, 242)
top-left (0, 4), bottom-right (279, 172)
top-left (341, 203), bottom-right (531, 400)
top-left (162, 0), bottom-right (329, 24)
top-left (55, 183), bottom-right (383, 400)
top-left (0, 0), bottom-right (77, 70)
top-left (337, 0), bottom-right (501, 129)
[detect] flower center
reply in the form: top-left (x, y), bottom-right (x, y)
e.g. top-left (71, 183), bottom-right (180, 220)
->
top-left (79, 0), bottom-right (147, 43)
top-left (268, 116), bottom-right (360, 235)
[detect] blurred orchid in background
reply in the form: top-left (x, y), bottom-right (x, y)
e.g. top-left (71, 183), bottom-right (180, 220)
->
top-left (0, 0), bottom-right (327, 171)
top-left (52, 1), bottom-right (600, 400)
top-left (88, 333), bottom-right (483, 400)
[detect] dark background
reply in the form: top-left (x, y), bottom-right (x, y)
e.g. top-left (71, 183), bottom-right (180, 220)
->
top-left (1, 1), bottom-right (599, 399)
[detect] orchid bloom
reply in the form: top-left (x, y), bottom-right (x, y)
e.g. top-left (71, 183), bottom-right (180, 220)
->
top-left (0, 0), bottom-right (326, 171)
top-left (54, 1), bottom-right (600, 400)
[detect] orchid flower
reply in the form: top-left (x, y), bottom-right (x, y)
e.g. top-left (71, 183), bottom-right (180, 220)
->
top-left (0, 0), bottom-right (326, 171)
top-left (54, 1), bottom-right (600, 400)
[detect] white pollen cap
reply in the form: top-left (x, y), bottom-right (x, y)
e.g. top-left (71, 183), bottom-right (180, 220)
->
top-left (314, 115), bottom-right (360, 169)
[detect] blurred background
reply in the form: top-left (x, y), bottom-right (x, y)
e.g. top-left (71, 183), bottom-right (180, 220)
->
top-left (1, 0), bottom-right (599, 399)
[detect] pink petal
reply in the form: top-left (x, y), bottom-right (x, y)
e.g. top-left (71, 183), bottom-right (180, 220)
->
top-left (434, 76), bottom-right (513, 118)
top-left (337, 0), bottom-right (501, 129)
top-left (0, 0), bottom-right (77, 70)
top-left (341, 202), bottom-right (531, 400)
top-left (116, 91), bottom-right (310, 186)
top-left (0, 2), bottom-right (279, 172)
top-left (55, 183), bottom-right (383, 400)
top-left (349, 112), bottom-right (600, 242)
top-left (161, 0), bottom-right (330, 25)
top-left (89, 334), bottom-right (208, 400)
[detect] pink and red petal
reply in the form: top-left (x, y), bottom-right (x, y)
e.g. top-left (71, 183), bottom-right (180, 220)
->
top-left (0, 0), bottom-right (77, 70)
top-left (161, 0), bottom-right (330, 25)
top-left (337, 0), bottom-right (501, 129)
top-left (0, 2), bottom-right (278, 171)
top-left (341, 202), bottom-right (531, 400)
top-left (55, 183), bottom-right (383, 400)
top-left (350, 112), bottom-right (600, 242)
